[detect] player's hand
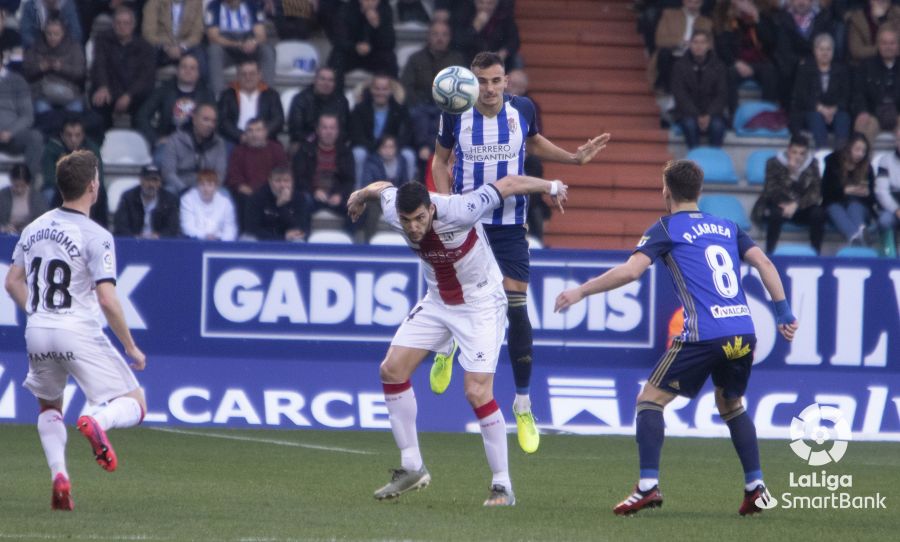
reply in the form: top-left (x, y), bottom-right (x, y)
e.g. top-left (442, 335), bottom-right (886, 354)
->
top-left (126, 345), bottom-right (146, 371)
top-left (574, 133), bottom-right (610, 165)
top-left (347, 189), bottom-right (367, 222)
top-left (550, 180), bottom-right (569, 214)
top-left (554, 287), bottom-right (584, 313)
top-left (778, 320), bottom-right (798, 341)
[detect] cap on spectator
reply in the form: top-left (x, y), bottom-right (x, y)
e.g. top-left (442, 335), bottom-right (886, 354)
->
top-left (141, 165), bottom-right (162, 179)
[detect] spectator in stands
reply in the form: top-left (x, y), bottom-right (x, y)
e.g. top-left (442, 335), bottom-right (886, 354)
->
top-left (161, 102), bottom-right (227, 193)
top-left (0, 9), bottom-right (24, 74)
top-left (205, 0), bottom-right (276, 98)
top-left (0, 63), bottom-right (44, 185)
top-left (76, 0), bottom-right (146, 45)
top-left (357, 134), bottom-right (409, 242)
top-left (179, 168), bottom-right (237, 240)
top-left (649, 0), bottom-right (713, 94)
top-left (89, 6), bottom-right (156, 135)
top-left (713, 0), bottom-right (780, 116)
top-left (44, 118), bottom-right (109, 227)
top-left (671, 29), bottom-right (727, 148)
top-left (135, 53), bottom-right (214, 158)
top-left (397, 0), bottom-right (430, 24)
top-left (349, 74), bottom-right (415, 186)
top-left (822, 132), bottom-right (876, 245)
top-left (114, 164), bottom-right (181, 238)
top-left (875, 125), bottom-right (900, 243)
top-left (20, 0), bottom-right (83, 49)
top-left (852, 24), bottom-right (900, 145)
top-left (263, 0), bottom-right (317, 40)
top-left (401, 20), bottom-right (464, 174)
top-left (772, 0), bottom-right (835, 104)
top-left (244, 165), bottom-right (310, 241)
top-left (751, 134), bottom-right (826, 254)
top-left (847, 0), bottom-right (900, 64)
top-left (328, 0), bottom-right (399, 81)
top-left (293, 113), bottom-right (355, 221)
top-left (142, 0), bottom-right (206, 74)
top-left (287, 66), bottom-right (350, 152)
top-left (0, 164), bottom-right (47, 234)
top-left (791, 33), bottom-right (851, 149)
top-left (22, 17), bottom-right (85, 137)
top-left (217, 58), bottom-right (284, 145)
top-left (450, 0), bottom-right (521, 70)
top-left (225, 116), bottom-right (287, 228)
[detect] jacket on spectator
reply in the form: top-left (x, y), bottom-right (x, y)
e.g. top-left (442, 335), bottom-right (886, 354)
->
top-left (287, 85), bottom-right (351, 143)
top-left (225, 140), bottom-right (288, 193)
top-left (19, 0), bottom-right (82, 49)
top-left (361, 152), bottom-right (409, 187)
top-left (821, 151), bottom-right (876, 209)
top-left (292, 139), bottom-right (355, 199)
top-left (113, 185), bottom-right (181, 237)
top-left (450, 0), bottom-right (520, 64)
top-left (671, 50), bottom-right (728, 120)
top-left (401, 46), bottom-right (465, 107)
top-left (349, 93), bottom-right (413, 151)
top-left (161, 125), bottom-right (228, 193)
top-left (714, 13), bottom-right (778, 68)
top-left (851, 55), bottom-right (900, 117)
top-left (22, 33), bottom-right (85, 102)
top-left (752, 152), bottom-right (822, 224)
top-left (135, 79), bottom-right (215, 145)
top-left (0, 185), bottom-right (47, 229)
top-left (217, 83), bottom-right (284, 143)
top-left (142, 0), bottom-right (205, 50)
top-left (846, 6), bottom-right (900, 63)
top-left (772, 7), bottom-right (835, 79)
top-left (332, 0), bottom-right (396, 59)
top-left (647, 7), bottom-right (714, 86)
top-left (0, 70), bottom-right (34, 134)
top-left (790, 61), bottom-right (851, 132)
top-left (244, 183), bottom-right (311, 240)
top-left (90, 29), bottom-right (157, 102)
top-left (42, 137), bottom-right (104, 192)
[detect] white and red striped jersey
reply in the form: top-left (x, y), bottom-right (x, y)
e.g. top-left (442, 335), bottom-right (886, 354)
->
top-left (381, 184), bottom-right (505, 305)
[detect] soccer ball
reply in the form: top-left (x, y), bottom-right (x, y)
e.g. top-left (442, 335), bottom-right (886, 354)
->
top-left (432, 66), bottom-right (479, 115)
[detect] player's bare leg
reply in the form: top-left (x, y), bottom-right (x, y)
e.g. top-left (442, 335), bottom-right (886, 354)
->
top-left (375, 346), bottom-right (432, 500)
top-left (504, 277), bottom-right (539, 453)
top-left (614, 383), bottom-right (676, 516)
top-left (77, 388), bottom-right (146, 472)
top-left (37, 398), bottom-right (73, 511)
top-left (464, 371), bottom-right (514, 506)
top-left (715, 388), bottom-right (769, 515)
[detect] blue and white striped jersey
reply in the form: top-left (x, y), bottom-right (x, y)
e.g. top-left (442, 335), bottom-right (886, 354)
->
top-left (437, 95), bottom-right (539, 225)
top-left (205, 1), bottom-right (264, 36)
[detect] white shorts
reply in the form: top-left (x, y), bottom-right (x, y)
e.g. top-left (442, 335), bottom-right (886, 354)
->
top-left (24, 327), bottom-right (140, 405)
top-left (391, 290), bottom-right (508, 373)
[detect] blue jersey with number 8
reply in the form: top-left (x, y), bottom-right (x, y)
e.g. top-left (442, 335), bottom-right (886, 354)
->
top-left (635, 211), bottom-right (757, 342)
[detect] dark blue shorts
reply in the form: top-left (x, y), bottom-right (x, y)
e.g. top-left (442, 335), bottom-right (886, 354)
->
top-left (648, 334), bottom-right (757, 399)
top-left (483, 224), bottom-right (530, 283)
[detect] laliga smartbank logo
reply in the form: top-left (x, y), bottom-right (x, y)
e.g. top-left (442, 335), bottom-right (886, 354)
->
top-left (757, 403), bottom-right (886, 511)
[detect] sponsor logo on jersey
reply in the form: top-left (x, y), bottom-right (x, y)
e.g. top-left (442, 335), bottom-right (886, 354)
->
top-left (711, 304), bottom-right (750, 318)
top-left (507, 117), bottom-right (518, 134)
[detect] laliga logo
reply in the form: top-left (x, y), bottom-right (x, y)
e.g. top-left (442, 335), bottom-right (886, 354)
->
top-left (789, 403), bottom-right (852, 466)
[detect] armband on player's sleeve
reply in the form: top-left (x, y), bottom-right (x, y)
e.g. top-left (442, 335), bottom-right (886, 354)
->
top-left (773, 299), bottom-right (795, 326)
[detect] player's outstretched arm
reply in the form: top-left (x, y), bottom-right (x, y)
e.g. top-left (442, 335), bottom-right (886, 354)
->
top-left (96, 282), bottom-right (146, 370)
top-left (4, 264), bottom-right (27, 311)
top-left (432, 142), bottom-right (453, 194)
top-left (743, 246), bottom-right (798, 341)
top-left (555, 252), bottom-right (652, 312)
top-left (493, 175), bottom-right (569, 213)
top-left (526, 133), bottom-right (611, 165)
top-left (347, 180), bottom-right (395, 222)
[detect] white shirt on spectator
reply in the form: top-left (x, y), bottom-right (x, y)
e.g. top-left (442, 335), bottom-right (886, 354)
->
top-left (238, 90), bottom-right (260, 131)
top-left (180, 188), bottom-right (238, 241)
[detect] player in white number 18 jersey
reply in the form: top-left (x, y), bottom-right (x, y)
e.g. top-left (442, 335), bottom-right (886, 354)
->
top-left (4, 150), bottom-right (147, 511)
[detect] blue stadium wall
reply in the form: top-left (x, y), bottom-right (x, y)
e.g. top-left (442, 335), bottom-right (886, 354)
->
top-left (0, 238), bottom-right (898, 441)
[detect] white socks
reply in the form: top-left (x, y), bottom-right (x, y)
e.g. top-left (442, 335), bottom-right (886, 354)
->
top-left (639, 478), bottom-right (659, 492)
top-left (94, 397), bottom-right (143, 431)
top-left (383, 381), bottom-right (423, 472)
top-left (513, 394), bottom-right (531, 414)
top-left (37, 408), bottom-right (68, 480)
top-left (476, 400), bottom-right (511, 490)
top-left (746, 478), bottom-right (765, 492)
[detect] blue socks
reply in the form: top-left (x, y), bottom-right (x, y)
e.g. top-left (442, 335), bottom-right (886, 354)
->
top-left (723, 407), bottom-right (763, 484)
top-left (636, 402), bottom-right (665, 480)
top-left (505, 291), bottom-right (533, 394)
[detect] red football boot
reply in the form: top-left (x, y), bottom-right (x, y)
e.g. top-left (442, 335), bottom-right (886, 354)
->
top-left (613, 485), bottom-right (664, 516)
top-left (51, 473), bottom-right (73, 511)
top-left (739, 484), bottom-right (773, 516)
top-left (77, 415), bottom-right (117, 472)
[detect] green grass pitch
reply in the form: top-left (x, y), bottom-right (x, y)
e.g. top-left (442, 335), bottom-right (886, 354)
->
top-left (0, 424), bottom-right (898, 541)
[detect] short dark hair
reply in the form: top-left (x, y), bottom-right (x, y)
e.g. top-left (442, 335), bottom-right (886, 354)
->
top-left (61, 116), bottom-right (83, 133)
top-left (789, 134), bottom-right (810, 149)
top-left (10, 164), bottom-right (32, 185)
top-left (238, 58), bottom-right (259, 70)
top-left (56, 150), bottom-right (98, 201)
top-left (396, 181), bottom-right (431, 215)
top-left (245, 117), bottom-right (265, 128)
top-left (663, 159), bottom-right (704, 202)
top-left (691, 28), bottom-right (712, 41)
top-left (269, 165), bottom-right (292, 180)
top-left (471, 51), bottom-right (504, 72)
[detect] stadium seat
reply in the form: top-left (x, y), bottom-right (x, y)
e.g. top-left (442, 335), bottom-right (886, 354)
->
top-left (396, 44), bottom-right (420, 73)
top-left (772, 243), bottom-right (817, 257)
top-left (0, 151), bottom-right (23, 165)
top-left (280, 87), bottom-right (300, 116)
top-left (370, 231), bottom-right (407, 246)
top-left (698, 194), bottom-right (751, 231)
top-left (106, 176), bottom-right (140, 215)
top-left (308, 230), bottom-right (354, 244)
top-left (871, 150), bottom-right (889, 172)
top-left (733, 101), bottom-right (789, 138)
top-left (526, 235), bottom-right (544, 249)
top-left (85, 39), bottom-right (94, 70)
top-left (101, 130), bottom-right (152, 166)
top-left (814, 149), bottom-right (830, 176)
top-left (0, 171), bottom-right (9, 190)
top-left (836, 246), bottom-right (880, 258)
top-left (685, 147), bottom-right (738, 184)
top-left (275, 40), bottom-right (319, 77)
top-left (745, 149), bottom-right (778, 185)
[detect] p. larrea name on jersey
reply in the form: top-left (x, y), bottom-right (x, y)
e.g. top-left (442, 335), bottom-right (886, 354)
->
top-left (682, 214), bottom-right (734, 243)
top-left (20, 225), bottom-right (82, 258)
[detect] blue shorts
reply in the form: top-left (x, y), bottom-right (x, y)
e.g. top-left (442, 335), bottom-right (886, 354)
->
top-left (483, 224), bottom-right (530, 283)
top-left (648, 334), bottom-right (756, 399)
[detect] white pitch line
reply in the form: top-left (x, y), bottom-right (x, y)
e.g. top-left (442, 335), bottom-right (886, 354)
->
top-left (149, 427), bottom-right (374, 455)
top-left (0, 535), bottom-right (165, 541)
